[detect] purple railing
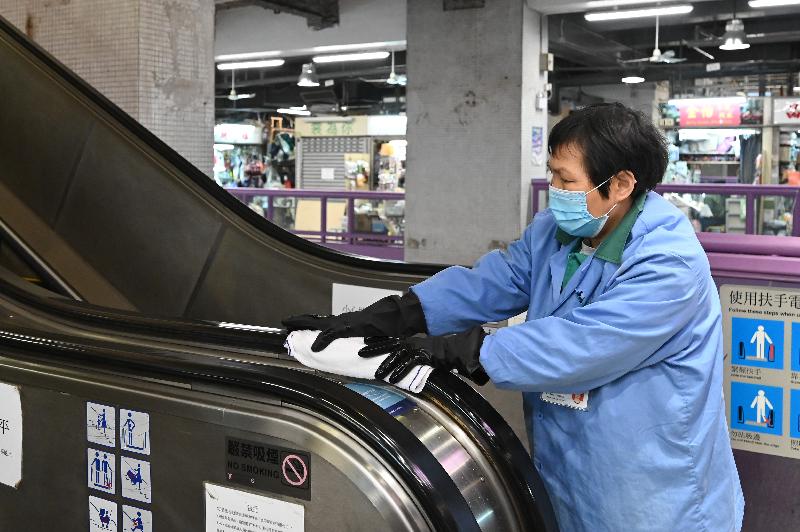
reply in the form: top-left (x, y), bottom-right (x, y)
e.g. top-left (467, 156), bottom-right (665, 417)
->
top-left (530, 180), bottom-right (800, 237)
top-left (226, 183), bottom-right (800, 275)
top-left (226, 187), bottom-right (405, 260)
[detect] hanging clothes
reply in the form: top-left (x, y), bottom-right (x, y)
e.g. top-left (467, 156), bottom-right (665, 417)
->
top-left (739, 134), bottom-right (762, 184)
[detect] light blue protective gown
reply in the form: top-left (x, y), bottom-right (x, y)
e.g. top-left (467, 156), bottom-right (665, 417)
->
top-left (411, 192), bottom-right (744, 532)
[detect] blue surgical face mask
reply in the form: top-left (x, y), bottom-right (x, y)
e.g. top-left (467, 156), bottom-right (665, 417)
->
top-left (548, 177), bottom-right (617, 238)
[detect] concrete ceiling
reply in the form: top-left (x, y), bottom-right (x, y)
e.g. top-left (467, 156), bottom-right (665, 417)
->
top-left (549, 0), bottom-right (800, 88)
top-left (214, 0), bottom-right (339, 29)
top-left (212, 0), bottom-right (800, 113)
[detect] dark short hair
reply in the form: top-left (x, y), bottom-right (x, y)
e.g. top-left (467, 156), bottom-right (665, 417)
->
top-left (548, 102), bottom-right (667, 198)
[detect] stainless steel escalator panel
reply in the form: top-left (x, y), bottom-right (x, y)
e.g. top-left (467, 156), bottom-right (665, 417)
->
top-left (0, 287), bottom-right (551, 530)
top-left (409, 391), bottom-right (521, 530)
top-left (323, 378), bottom-right (519, 532)
top-left (0, 355), bottom-right (435, 531)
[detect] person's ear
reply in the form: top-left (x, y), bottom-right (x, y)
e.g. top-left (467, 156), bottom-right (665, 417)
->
top-left (611, 170), bottom-right (636, 202)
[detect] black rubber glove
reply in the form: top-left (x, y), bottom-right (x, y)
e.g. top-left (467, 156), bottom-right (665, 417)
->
top-left (282, 291), bottom-right (428, 352)
top-left (359, 325), bottom-right (489, 385)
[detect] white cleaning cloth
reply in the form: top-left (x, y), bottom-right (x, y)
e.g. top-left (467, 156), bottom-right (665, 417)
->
top-left (285, 330), bottom-right (433, 394)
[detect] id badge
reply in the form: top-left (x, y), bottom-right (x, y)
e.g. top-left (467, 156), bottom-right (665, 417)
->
top-left (541, 391), bottom-right (589, 411)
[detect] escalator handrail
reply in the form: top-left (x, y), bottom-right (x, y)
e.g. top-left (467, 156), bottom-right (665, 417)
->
top-left (0, 269), bottom-right (557, 530)
top-left (0, 15), bottom-right (445, 276)
top-left (425, 374), bottom-right (559, 532)
top-left (0, 271), bottom-right (282, 350)
top-left (0, 325), bottom-right (480, 532)
top-left (0, 217), bottom-right (82, 300)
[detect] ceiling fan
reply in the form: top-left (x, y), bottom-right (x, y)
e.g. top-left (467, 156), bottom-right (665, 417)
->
top-left (216, 70), bottom-right (255, 101)
top-left (621, 16), bottom-right (686, 65)
top-left (386, 50), bottom-right (407, 86)
top-left (361, 50), bottom-right (407, 86)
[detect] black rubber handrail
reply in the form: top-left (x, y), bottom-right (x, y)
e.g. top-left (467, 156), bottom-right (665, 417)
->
top-left (0, 15), bottom-right (445, 276)
top-left (425, 374), bottom-right (559, 532)
top-left (0, 270), bottom-right (279, 350)
top-left (0, 217), bottom-right (81, 300)
top-left (0, 326), bottom-right (480, 532)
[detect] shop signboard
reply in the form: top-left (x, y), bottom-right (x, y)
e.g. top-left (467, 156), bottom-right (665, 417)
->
top-left (773, 98), bottom-right (800, 125)
top-left (214, 124), bottom-right (263, 145)
top-left (295, 116), bottom-right (368, 137)
top-left (721, 284), bottom-right (800, 459)
top-left (673, 97), bottom-right (742, 127)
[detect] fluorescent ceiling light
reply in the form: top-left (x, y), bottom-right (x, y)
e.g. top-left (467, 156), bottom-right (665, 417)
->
top-left (277, 109), bottom-right (311, 116)
top-left (621, 76), bottom-right (646, 84)
top-left (217, 59), bottom-right (285, 70)
top-left (215, 50), bottom-right (281, 62)
top-left (213, 144), bottom-right (235, 151)
top-left (749, 0), bottom-right (800, 7)
top-left (587, 0), bottom-right (670, 7)
top-left (277, 106), bottom-right (311, 116)
top-left (312, 41), bottom-right (405, 53)
top-left (313, 51), bottom-right (390, 64)
top-left (585, 4), bottom-right (693, 21)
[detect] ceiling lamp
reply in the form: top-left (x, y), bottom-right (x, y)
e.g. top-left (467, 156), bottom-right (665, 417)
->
top-left (719, 19), bottom-right (750, 50)
top-left (297, 63), bottom-right (320, 87)
top-left (277, 106), bottom-right (311, 116)
top-left (621, 76), bottom-right (646, 84)
top-left (313, 51), bottom-right (390, 64)
top-left (215, 50), bottom-right (282, 62)
top-left (585, 4), bottom-right (692, 21)
top-left (216, 59), bottom-right (285, 71)
top-left (312, 41), bottom-right (405, 53)
top-left (587, 0), bottom-right (673, 6)
top-left (749, 0), bottom-right (800, 7)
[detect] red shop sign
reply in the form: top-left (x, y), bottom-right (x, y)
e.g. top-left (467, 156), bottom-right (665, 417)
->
top-left (678, 99), bottom-right (741, 127)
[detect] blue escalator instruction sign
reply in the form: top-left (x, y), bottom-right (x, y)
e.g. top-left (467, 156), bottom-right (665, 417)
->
top-left (721, 285), bottom-right (800, 458)
top-left (345, 382), bottom-right (416, 417)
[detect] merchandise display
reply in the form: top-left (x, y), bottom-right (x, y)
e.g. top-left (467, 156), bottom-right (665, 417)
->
top-left (212, 121), bottom-right (296, 189)
top-left (374, 139), bottom-right (407, 191)
top-left (657, 96), bottom-right (796, 236)
top-left (213, 144), bottom-right (265, 187)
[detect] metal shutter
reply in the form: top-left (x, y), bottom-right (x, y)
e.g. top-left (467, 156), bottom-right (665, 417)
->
top-left (297, 136), bottom-right (370, 190)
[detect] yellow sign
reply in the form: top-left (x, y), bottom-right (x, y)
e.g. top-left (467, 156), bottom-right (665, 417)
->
top-left (295, 117), bottom-right (368, 137)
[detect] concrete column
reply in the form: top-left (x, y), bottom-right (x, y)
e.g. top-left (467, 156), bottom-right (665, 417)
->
top-left (405, 0), bottom-right (548, 265)
top-left (0, 0), bottom-right (214, 174)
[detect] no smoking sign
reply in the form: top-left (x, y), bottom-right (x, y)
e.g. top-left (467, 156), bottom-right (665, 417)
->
top-left (281, 453), bottom-right (309, 489)
top-left (226, 437), bottom-right (311, 499)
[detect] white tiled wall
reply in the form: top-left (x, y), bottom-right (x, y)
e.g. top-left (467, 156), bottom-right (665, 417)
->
top-left (139, 0), bottom-right (214, 174)
top-left (0, 0), bottom-right (214, 174)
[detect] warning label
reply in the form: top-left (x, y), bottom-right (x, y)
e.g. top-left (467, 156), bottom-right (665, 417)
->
top-left (225, 437), bottom-right (311, 500)
top-left (722, 284), bottom-right (800, 459)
